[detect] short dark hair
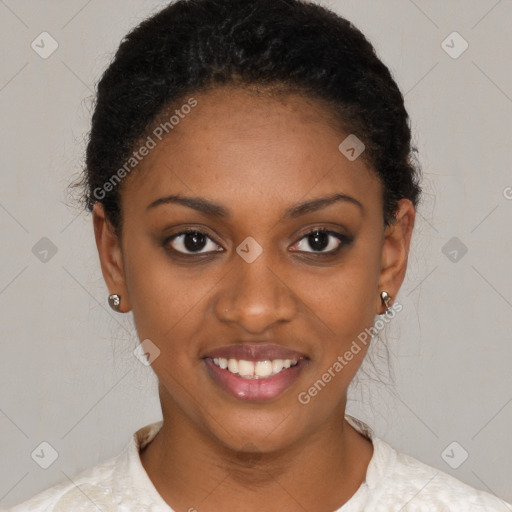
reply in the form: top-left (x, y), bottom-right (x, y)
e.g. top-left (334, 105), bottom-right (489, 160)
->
top-left (78, 0), bottom-right (421, 235)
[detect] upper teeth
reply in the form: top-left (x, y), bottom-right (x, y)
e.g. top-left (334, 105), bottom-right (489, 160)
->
top-left (212, 358), bottom-right (298, 379)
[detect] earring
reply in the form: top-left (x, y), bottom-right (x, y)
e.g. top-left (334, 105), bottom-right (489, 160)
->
top-left (380, 291), bottom-right (391, 311)
top-left (108, 294), bottom-right (121, 312)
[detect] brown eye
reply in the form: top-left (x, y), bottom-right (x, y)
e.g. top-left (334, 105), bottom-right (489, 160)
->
top-left (165, 230), bottom-right (223, 255)
top-left (291, 229), bottom-right (353, 255)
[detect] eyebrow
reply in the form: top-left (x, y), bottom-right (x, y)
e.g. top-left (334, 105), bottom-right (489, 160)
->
top-left (146, 192), bottom-right (363, 220)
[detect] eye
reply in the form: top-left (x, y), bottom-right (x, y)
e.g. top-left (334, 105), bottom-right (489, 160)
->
top-left (165, 229), bottom-right (223, 255)
top-left (164, 227), bottom-right (352, 258)
top-left (291, 228), bottom-right (352, 255)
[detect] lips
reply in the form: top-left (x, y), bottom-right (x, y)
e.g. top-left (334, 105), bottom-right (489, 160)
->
top-left (204, 356), bottom-right (307, 401)
top-left (202, 342), bottom-right (310, 401)
top-left (202, 343), bottom-right (309, 362)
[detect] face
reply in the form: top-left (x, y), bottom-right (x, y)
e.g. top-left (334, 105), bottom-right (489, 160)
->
top-left (94, 86), bottom-right (414, 453)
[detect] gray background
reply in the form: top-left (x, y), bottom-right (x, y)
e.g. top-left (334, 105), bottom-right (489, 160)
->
top-left (1, 0), bottom-right (511, 508)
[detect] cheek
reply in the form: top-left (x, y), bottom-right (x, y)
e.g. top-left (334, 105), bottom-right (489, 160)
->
top-left (302, 238), bottom-right (382, 385)
top-left (309, 243), bottom-right (381, 334)
top-left (122, 239), bottom-right (201, 345)
top-left (296, 278), bottom-right (376, 411)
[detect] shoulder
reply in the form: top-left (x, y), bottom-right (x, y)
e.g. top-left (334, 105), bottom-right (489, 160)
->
top-left (373, 437), bottom-right (512, 511)
top-left (5, 421), bottom-right (165, 512)
top-left (5, 455), bottom-right (119, 512)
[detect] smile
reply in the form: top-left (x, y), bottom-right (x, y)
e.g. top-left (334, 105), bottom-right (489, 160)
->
top-left (211, 357), bottom-right (299, 379)
top-left (203, 356), bottom-right (307, 401)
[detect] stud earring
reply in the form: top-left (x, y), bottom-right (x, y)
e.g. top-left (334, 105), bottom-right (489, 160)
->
top-left (108, 294), bottom-right (121, 312)
top-left (380, 291), bottom-right (391, 311)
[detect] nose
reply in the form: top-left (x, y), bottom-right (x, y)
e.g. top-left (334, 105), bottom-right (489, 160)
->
top-left (213, 249), bottom-right (297, 333)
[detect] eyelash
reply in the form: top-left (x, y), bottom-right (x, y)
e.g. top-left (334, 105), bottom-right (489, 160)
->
top-left (163, 227), bottom-right (353, 258)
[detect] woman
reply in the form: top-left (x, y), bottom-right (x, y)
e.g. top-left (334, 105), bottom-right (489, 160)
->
top-left (9, 0), bottom-right (511, 510)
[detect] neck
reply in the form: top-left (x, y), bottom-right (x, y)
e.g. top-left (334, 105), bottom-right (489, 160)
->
top-left (140, 392), bottom-right (373, 512)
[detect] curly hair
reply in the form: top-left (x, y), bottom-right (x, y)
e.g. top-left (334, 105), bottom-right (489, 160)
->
top-left (78, 0), bottom-right (421, 236)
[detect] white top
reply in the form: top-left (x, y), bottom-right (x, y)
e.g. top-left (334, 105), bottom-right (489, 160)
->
top-left (6, 416), bottom-right (511, 511)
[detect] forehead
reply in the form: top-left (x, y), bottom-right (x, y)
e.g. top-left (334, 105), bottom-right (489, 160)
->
top-left (120, 87), bottom-right (381, 219)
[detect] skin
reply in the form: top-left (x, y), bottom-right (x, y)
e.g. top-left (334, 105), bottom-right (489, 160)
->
top-left (93, 86), bottom-right (415, 512)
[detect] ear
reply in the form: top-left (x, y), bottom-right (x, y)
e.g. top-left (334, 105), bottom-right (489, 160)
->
top-left (377, 198), bottom-right (415, 314)
top-left (92, 202), bottom-right (131, 312)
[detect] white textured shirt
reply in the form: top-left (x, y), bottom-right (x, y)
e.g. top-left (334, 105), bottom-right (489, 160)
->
top-left (6, 416), bottom-right (511, 511)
